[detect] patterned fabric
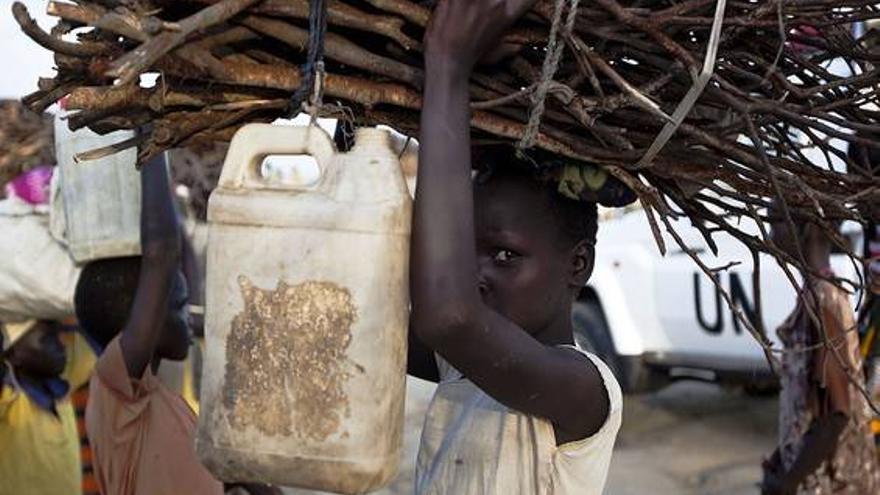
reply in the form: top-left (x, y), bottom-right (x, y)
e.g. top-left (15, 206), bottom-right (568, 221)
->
top-left (60, 323), bottom-right (99, 495)
top-left (777, 280), bottom-right (880, 494)
top-left (71, 385), bottom-right (100, 495)
top-left (555, 163), bottom-right (637, 207)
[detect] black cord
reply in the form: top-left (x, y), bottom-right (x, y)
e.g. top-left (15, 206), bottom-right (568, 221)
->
top-left (287, 0), bottom-right (328, 118)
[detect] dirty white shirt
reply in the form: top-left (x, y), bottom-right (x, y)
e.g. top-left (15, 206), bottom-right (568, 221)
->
top-left (415, 346), bottom-right (622, 495)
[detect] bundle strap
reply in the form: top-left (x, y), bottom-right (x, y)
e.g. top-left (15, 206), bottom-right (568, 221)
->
top-left (636, 0), bottom-right (727, 167)
top-left (287, 0), bottom-right (328, 123)
top-left (518, 0), bottom-right (580, 153)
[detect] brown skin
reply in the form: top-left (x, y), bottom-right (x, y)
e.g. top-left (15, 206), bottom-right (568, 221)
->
top-left (762, 205), bottom-right (851, 495)
top-left (4, 321), bottom-right (67, 380)
top-left (118, 150), bottom-right (190, 379)
top-left (410, 0), bottom-right (608, 446)
top-left (1, 322), bottom-right (67, 410)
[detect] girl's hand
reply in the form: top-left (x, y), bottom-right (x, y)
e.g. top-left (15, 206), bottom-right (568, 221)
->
top-left (424, 0), bottom-right (538, 75)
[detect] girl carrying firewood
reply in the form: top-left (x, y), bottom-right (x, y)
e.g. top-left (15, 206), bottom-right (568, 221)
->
top-left (407, 1), bottom-right (622, 494)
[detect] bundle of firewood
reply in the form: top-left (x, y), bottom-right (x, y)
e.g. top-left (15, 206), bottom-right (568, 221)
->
top-left (0, 100), bottom-right (54, 189)
top-left (13, 1), bottom-right (880, 275)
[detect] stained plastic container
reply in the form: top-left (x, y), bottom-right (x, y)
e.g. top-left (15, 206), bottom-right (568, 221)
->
top-left (197, 125), bottom-right (411, 493)
top-left (54, 115), bottom-right (141, 263)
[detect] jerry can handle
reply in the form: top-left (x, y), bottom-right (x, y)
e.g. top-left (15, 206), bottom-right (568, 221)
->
top-left (217, 124), bottom-right (337, 191)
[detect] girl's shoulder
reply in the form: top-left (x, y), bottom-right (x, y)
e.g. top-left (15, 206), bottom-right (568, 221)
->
top-left (560, 345), bottom-right (624, 433)
top-left (561, 345), bottom-right (621, 393)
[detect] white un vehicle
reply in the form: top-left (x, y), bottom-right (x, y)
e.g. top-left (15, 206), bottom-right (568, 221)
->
top-left (575, 209), bottom-right (863, 393)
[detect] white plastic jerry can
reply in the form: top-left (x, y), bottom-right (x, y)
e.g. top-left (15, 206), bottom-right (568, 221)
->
top-left (53, 114), bottom-right (141, 263)
top-left (197, 125), bottom-right (412, 494)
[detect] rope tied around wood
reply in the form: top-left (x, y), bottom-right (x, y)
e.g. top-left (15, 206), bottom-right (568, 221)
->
top-left (287, 0), bottom-right (328, 122)
top-left (517, 0), bottom-right (580, 153)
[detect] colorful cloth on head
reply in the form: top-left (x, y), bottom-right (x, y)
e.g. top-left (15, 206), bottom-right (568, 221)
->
top-left (557, 163), bottom-right (637, 207)
top-left (1, 320), bottom-right (38, 353)
top-left (786, 24), bottom-right (826, 57)
top-left (5, 166), bottom-right (54, 205)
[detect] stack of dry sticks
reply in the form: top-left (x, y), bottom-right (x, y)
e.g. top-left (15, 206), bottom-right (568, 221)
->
top-left (13, 0), bottom-right (880, 285)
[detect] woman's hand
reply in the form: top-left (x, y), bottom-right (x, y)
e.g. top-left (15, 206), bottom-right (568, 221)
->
top-left (424, 0), bottom-right (538, 75)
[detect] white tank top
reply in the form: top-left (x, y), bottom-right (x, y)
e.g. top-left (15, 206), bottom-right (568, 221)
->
top-left (415, 346), bottom-right (622, 495)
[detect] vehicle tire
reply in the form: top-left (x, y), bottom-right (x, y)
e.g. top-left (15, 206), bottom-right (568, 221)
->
top-left (572, 300), bottom-right (623, 376)
top-left (572, 299), bottom-right (666, 394)
top-left (743, 379), bottom-right (780, 397)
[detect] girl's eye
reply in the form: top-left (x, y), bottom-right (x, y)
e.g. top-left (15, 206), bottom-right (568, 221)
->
top-left (493, 249), bottom-right (518, 264)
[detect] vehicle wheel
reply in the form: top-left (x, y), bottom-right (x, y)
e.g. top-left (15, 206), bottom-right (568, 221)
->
top-left (743, 379), bottom-right (780, 397)
top-left (572, 300), bottom-right (623, 376)
top-left (572, 299), bottom-right (666, 394)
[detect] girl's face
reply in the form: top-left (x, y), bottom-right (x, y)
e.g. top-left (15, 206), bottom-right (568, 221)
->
top-left (474, 176), bottom-right (587, 335)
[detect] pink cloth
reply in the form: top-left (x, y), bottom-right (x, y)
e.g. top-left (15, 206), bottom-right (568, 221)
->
top-left (6, 166), bottom-right (54, 205)
top-left (86, 337), bottom-right (223, 495)
top-left (786, 24), bottom-right (824, 56)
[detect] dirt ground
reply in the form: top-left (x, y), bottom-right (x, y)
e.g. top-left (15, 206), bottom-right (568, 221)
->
top-left (285, 378), bottom-right (778, 495)
top-left (606, 381), bottom-right (777, 495)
